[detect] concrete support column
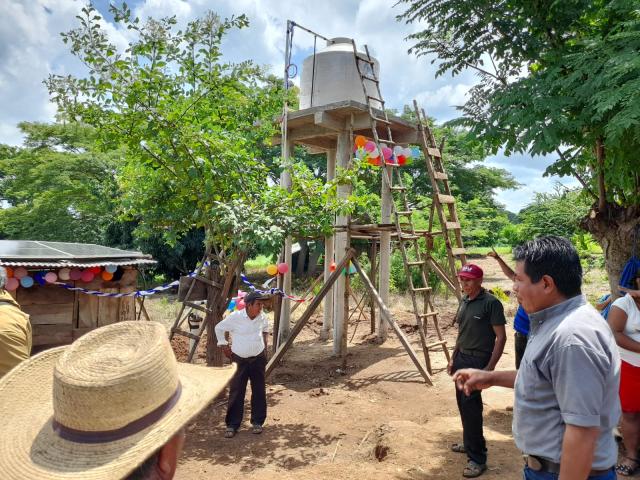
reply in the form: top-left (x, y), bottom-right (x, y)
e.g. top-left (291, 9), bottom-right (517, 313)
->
top-left (333, 131), bottom-right (351, 356)
top-left (321, 148), bottom-right (336, 341)
top-left (278, 139), bottom-right (294, 346)
top-left (378, 165), bottom-right (392, 340)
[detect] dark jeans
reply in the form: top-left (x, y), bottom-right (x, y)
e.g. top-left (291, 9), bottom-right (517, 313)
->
top-left (452, 350), bottom-right (492, 465)
top-left (515, 332), bottom-right (528, 369)
top-left (225, 351), bottom-right (267, 430)
top-left (523, 467), bottom-right (616, 479)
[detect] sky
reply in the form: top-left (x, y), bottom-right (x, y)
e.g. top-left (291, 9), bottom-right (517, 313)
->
top-left (1, 0), bottom-right (579, 212)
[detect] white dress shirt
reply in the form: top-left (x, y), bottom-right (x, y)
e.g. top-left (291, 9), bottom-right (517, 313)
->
top-left (214, 309), bottom-right (269, 358)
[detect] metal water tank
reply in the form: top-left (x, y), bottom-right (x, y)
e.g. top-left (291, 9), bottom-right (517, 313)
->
top-left (299, 37), bottom-right (382, 110)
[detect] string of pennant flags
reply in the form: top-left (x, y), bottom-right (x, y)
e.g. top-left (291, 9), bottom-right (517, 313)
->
top-left (54, 264), bottom-right (306, 302)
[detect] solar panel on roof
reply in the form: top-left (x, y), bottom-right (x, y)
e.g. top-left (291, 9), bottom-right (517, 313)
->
top-left (0, 240), bottom-right (148, 260)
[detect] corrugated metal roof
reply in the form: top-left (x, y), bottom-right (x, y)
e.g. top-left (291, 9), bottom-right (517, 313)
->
top-left (0, 258), bottom-right (156, 268)
top-left (0, 240), bottom-right (151, 260)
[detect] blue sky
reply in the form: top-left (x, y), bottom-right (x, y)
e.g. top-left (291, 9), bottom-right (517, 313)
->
top-left (1, 0), bottom-right (578, 212)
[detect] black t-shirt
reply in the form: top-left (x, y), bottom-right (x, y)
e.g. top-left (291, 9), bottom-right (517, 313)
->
top-left (455, 288), bottom-right (506, 353)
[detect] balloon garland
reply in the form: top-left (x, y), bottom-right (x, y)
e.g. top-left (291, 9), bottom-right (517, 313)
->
top-left (2, 265), bottom-right (122, 291)
top-left (353, 135), bottom-right (418, 167)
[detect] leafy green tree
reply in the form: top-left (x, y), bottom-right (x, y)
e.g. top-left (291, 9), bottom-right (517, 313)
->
top-left (47, 4), bottom-right (348, 364)
top-left (398, 0), bottom-right (640, 294)
top-left (0, 122), bottom-right (119, 243)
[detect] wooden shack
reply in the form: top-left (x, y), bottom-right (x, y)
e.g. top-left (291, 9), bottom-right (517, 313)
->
top-left (0, 240), bottom-right (156, 347)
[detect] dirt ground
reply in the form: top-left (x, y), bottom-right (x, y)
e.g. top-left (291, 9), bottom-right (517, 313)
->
top-left (160, 256), bottom-right (603, 479)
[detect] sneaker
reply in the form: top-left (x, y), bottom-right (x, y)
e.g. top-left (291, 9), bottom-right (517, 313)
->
top-left (224, 427), bottom-right (236, 438)
top-left (252, 424), bottom-right (263, 434)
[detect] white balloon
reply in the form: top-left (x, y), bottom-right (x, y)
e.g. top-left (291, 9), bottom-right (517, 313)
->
top-left (393, 145), bottom-right (403, 156)
top-left (370, 147), bottom-right (380, 158)
top-left (404, 147), bottom-right (413, 158)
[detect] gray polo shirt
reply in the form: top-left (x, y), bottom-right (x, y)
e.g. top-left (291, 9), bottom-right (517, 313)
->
top-left (513, 295), bottom-right (620, 469)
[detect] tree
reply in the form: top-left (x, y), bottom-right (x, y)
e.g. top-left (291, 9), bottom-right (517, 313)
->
top-left (47, 4), bottom-right (346, 364)
top-left (398, 0), bottom-right (640, 295)
top-left (0, 122), bottom-right (119, 243)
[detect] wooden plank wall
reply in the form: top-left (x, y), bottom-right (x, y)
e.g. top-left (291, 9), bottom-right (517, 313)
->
top-left (13, 267), bottom-right (139, 347)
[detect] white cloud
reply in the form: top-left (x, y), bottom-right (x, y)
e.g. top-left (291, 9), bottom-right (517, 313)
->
top-left (0, 0), bottom-right (576, 211)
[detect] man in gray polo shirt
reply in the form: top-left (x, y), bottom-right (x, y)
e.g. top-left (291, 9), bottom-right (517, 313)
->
top-left (453, 236), bottom-right (620, 480)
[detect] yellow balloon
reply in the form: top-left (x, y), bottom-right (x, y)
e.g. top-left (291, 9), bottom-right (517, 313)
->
top-left (266, 264), bottom-right (278, 276)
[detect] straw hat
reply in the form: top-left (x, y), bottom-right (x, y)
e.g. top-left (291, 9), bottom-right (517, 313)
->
top-left (0, 321), bottom-right (236, 479)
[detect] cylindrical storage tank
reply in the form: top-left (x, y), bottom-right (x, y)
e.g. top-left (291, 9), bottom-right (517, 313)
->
top-left (299, 37), bottom-right (382, 110)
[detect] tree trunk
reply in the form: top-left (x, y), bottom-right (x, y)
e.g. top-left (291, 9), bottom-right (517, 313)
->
top-left (295, 240), bottom-right (308, 277)
top-left (581, 202), bottom-right (640, 299)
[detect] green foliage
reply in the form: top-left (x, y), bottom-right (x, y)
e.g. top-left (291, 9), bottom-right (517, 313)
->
top-left (47, 4), bottom-right (341, 261)
top-left (456, 197), bottom-right (511, 247)
top-left (0, 122), bottom-right (120, 243)
top-left (518, 188), bottom-right (591, 240)
top-left (397, 0), bottom-right (640, 208)
top-left (490, 286), bottom-right (509, 303)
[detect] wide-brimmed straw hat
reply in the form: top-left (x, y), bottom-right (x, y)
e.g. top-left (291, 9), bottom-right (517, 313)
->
top-left (0, 321), bottom-right (236, 479)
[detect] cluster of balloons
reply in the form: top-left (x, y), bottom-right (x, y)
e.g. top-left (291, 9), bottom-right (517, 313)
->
top-left (2, 264), bottom-right (120, 291)
top-left (353, 135), bottom-right (420, 167)
top-left (265, 263), bottom-right (289, 276)
top-left (227, 290), bottom-right (247, 311)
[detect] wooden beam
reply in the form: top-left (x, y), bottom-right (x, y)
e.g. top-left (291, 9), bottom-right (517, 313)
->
top-left (314, 111), bottom-right (344, 131)
top-left (351, 257), bottom-right (432, 385)
top-left (266, 249), bottom-right (355, 378)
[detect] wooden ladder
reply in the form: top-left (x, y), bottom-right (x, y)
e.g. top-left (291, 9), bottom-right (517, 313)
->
top-left (351, 40), bottom-right (450, 374)
top-left (168, 252), bottom-right (218, 362)
top-left (413, 101), bottom-right (467, 299)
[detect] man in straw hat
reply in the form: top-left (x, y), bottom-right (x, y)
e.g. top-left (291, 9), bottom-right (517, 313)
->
top-left (0, 320), bottom-right (235, 479)
top-left (0, 265), bottom-right (32, 378)
top-left (215, 290), bottom-right (271, 438)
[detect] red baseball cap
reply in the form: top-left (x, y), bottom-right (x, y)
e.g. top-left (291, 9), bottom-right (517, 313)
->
top-left (458, 264), bottom-right (483, 279)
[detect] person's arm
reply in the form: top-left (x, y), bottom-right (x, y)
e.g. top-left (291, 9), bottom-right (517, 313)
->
top-left (559, 424), bottom-right (599, 480)
top-left (214, 316), bottom-right (233, 358)
top-left (608, 305), bottom-right (640, 353)
top-left (486, 324), bottom-right (506, 371)
top-left (487, 249), bottom-right (515, 280)
top-left (453, 368), bottom-right (517, 395)
top-left (619, 286), bottom-right (640, 298)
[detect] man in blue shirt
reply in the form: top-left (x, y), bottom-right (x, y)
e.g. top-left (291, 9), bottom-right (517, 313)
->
top-left (488, 249), bottom-right (529, 368)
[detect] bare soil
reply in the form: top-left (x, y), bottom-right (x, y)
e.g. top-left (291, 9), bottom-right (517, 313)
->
top-left (165, 256), bottom-right (603, 479)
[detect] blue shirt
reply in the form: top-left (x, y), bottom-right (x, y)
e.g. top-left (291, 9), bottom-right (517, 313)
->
top-left (513, 304), bottom-right (529, 335)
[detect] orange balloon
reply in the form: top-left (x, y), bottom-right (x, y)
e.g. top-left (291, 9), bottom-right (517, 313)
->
top-left (354, 135), bottom-right (367, 148)
top-left (5, 267), bottom-right (13, 278)
top-left (101, 271), bottom-right (114, 281)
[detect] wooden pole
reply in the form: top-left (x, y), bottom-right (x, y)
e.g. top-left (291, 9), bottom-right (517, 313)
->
top-left (378, 165), bottom-right (392, 341)
top-left (266, 249), bottom-right (355, 378)
top-left (279, 139), bottom-right (294, 346)
top-left (351, 257), bottom-right (432, 385)
top-left (369, 240), bottom-right (377, 334)
top-left (291, 271), bottom-right (324, 314)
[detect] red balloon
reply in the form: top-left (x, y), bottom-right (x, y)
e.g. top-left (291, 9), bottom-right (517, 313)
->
top-left (277, 263), bottom-right (289, 274)
top-left (89, 266), bottom-right (102, 274)
top-left (397, 155), bottom-right (407, 165)
top-left (81, 270), bottom-right (95, 282)
top-left (329, 262), bottom-right (337, 272)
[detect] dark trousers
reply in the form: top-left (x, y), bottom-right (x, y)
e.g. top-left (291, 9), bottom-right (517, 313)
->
top-left (452, 350), bottom-right (492, 465)
top-left (515, 332), bottom-right (528, 369)
top-left (225, 351), bottom-right (267, 430)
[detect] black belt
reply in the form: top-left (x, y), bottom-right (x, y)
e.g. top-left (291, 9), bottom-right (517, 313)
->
top-left (458, 348), bottom-right (491, 357)
top-left (524, 455), bottom-right (612, 476)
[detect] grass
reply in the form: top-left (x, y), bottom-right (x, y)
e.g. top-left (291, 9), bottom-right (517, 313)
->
top-left (245, 254), bottom-right (275, 273)
top-left (465, 246), bottom-right (512, 255)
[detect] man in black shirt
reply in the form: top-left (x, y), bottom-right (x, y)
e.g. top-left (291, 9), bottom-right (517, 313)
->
top-left (447, 263), bottom-right (507, 477)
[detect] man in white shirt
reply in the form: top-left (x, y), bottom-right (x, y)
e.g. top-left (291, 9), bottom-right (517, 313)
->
top-left (215, 291), bottom-right (270, 438)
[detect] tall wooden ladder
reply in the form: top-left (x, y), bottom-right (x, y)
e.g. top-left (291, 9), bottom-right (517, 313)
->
top-left (351, 40), bottom-right (450, 374)
top-left (168, 252), bottom-right (217, 362)
top-left (413, 101), bottom-right (467, 299)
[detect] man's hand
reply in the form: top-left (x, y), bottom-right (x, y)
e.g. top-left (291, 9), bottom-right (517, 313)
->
top-left (452, 368), bottom-right (495, 395)
top-left (487, 249), bottom-right (498, 259)
top-left (620, 286), bottom-right (640, 298)
top-left (221, 345), bottom-right (232, 359)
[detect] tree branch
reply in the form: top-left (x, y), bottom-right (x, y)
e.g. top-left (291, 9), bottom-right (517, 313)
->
top-left (596, 137), bottom-right (607, 211)
top-left (555, 147), bottom-right (598, 200)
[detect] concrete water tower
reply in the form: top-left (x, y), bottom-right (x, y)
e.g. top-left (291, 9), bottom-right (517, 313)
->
top-left (299, 37), bottom-right (382, 110)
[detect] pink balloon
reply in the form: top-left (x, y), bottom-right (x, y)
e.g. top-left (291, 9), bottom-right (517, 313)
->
top-left (5, 277), bottom-right (19, 291)
top-left (58, 268), bottom-right (71, 280)
top-left (14, 267), bottom-right (28, 279)
top-left (382, 147), bottom-right (392, 160)
top-left (277, 263), bottom-right (289, 274)
top-left (238, 290), bottom-right (247, 298)
top-left (237, 300), bottom-right (246, 310)
top-left (364, 140), bottom-right (376, 153)
top-left (44, 272), bottom-right (58, 283)
top-left (81, 270), bottom-right (95, 282)
top-left (69, 268), bottom-right (83, 281)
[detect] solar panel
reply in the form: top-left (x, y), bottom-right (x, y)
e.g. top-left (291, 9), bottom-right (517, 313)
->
top-left (0, 240), bottom-right (148, 260)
